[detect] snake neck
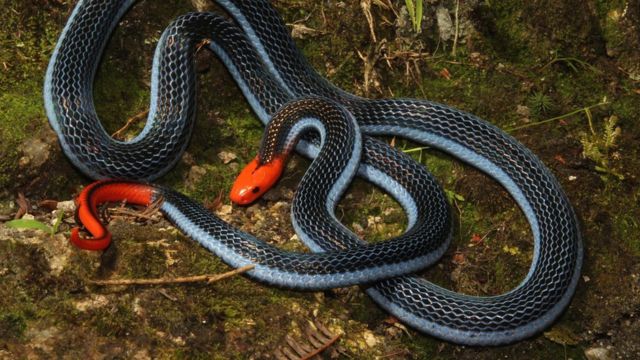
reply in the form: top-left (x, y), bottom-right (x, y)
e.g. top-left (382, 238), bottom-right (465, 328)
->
top-left (258, 98), bottom-right (358, 163)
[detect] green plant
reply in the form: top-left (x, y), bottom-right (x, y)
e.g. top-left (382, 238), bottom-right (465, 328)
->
top-left (542, 53), bottom-right (599, 73)
top-left (445, 189), bottom-right (465, 204)
top-left (580, 114), bottom-right (624, 180)
top-left (527, 91), bottom-right (554, 116)
top-left (405, 0), bottom-right (424, 33)
top-left (4, 210), bottom-right (65, 237)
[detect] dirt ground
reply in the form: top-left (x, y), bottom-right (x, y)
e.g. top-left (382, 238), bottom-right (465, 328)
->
top-left (1, 0), bottom-right (639, 359)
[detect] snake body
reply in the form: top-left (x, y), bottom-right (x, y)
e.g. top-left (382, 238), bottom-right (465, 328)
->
top-left (44, 0), bottom-right (583, 345)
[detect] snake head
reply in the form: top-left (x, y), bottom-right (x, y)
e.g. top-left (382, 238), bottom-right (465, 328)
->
top-left (230, 156), bottom-right (285, 205)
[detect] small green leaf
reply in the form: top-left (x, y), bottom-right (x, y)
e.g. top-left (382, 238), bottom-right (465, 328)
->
top-left (445, 189), bottom-right (465, 203)
top-left (52, 210), bottom-right (65, 234)
top-left (405, 0), bottom-right (416, 22)
top-left (5, 219), bottom-right (53, 234)
top-left (415, 0), bottom-right (423, 32)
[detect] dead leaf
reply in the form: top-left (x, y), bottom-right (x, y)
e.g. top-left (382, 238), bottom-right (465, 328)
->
top-left (554, 154), bottom-right (567, 165)
top-left (544, 325), bottom-right (581, 345)
top-left (38, 199), bottom-right (59, 211)
top-left (452, 251), bottom-right (465, 265)
top-left (15, 192), bottom-right (29, 219)
top-left (204, 191), bottom-right (224, 212)
top-left (470, 233), bottom-right (482, 245)
top-left (439, 68), bottom-right (452, 80)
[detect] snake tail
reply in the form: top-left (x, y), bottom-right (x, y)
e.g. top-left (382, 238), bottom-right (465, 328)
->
top-left (72, 180), bottom-right (155, 250)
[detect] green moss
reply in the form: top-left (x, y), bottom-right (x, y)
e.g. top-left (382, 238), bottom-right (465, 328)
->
top-left (93, 63), bottom-right (151, 135)
top-left (0, 313), bottom-right (28, 340)
top-left (472, 1), bottom-right (530, 61)
top-left (594, 0), bottom-right (629, 57)
top-left (92, 301), bottom-right (137, 337)
top-left (402, 336), bottom-right (440, 359)
top-left (613, 213), bottom-right (640, 257)
top-left (0, 79), bottom-right (46, 187)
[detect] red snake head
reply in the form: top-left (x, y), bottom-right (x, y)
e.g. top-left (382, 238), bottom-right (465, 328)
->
top-left (230, 156), bottom-right (285, 205)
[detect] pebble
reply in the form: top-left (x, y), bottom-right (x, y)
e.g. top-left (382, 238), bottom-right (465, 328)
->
top-left (516, 105), bottom-right (531, 117)
top-left (56, 200), bottom-right (76, 213)
top-left (436, 6), bottom-right (453, 41)
top-left (363, 330), bottom-right (378, 347)
top-left (216, 205), bottom-right (233, 216)
top-left (74, 294), bottom-right (109, 312)
top-left (185, 165), bottom-right (206, 188)
top-left (18, 138), bottom-right (51, 169)
top-left (584, 347), bottom-right (613, 360)
top-left (217, 151), bottom-right (237, 164)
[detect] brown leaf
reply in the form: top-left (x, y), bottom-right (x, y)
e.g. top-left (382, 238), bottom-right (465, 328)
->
top-left (452, 251), bottom-right (465, 265)
top-left (38, 199), bottom-right (58, 211)
top-left (470, 233), bottom-right (483, 245)
top-left (15, 192), bottom-right (29, 219)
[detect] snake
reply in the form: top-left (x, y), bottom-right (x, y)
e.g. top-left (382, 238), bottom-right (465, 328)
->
top-left (43, 0), bottom-right (583, 346)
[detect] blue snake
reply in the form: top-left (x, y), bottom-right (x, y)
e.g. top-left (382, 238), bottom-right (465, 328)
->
top-left (44, 0), bottom-right (582, 345)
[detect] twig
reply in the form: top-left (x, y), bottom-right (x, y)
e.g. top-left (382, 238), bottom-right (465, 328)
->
top-left (451, 0), bottom-right (460, 56)
top-left (361, 0), bottom-right (377, 43)
top-left (506, 101), bottom-right (609, 132)
top-left (382, 50), bottom-right (432, 61)
top-left (111, 109), bottom-right (150, 140)
top-left (357, 39), bottom-right (387, 96)
top-left (88, 264), bottom-right (255, 286)
top-left (109, 208), bottom-right (157, 221)
top-left (108, 196), bottom-right (163, 221)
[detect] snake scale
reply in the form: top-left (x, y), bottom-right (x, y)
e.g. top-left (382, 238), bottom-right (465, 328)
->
top-left (44, 0), bottom-right (582, 345)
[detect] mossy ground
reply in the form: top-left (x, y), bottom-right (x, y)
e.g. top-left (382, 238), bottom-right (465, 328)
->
top-left (1, 0), bottom-right (639, 358)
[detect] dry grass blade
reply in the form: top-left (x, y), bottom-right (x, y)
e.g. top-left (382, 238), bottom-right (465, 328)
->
top-left (361, 0), bottom-right (377, 43)
top-left (274, 320), bottom-right (341, 360)
top-left (108, 196), bottom-right (163, 221)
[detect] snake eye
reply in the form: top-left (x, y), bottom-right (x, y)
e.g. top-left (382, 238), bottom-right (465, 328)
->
top-left (252, 187), bottom-right (261, 194)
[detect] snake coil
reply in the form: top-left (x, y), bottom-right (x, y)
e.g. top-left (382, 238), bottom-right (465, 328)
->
top-left (44, 0), bottom-right (582, 345)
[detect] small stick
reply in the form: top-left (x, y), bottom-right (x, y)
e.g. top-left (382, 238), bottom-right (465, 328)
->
top-left (111, 109), bottom-right (150, 139)
top-left (88, 264), bottom-right (255, 286)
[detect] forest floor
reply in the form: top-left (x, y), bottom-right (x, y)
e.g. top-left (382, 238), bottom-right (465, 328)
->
top-left (1, 0), bottom-right (639, 359)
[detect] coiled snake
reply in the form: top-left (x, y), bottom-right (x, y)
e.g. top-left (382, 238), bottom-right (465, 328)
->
top-left (44, 0), bottom-right (582, 345)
